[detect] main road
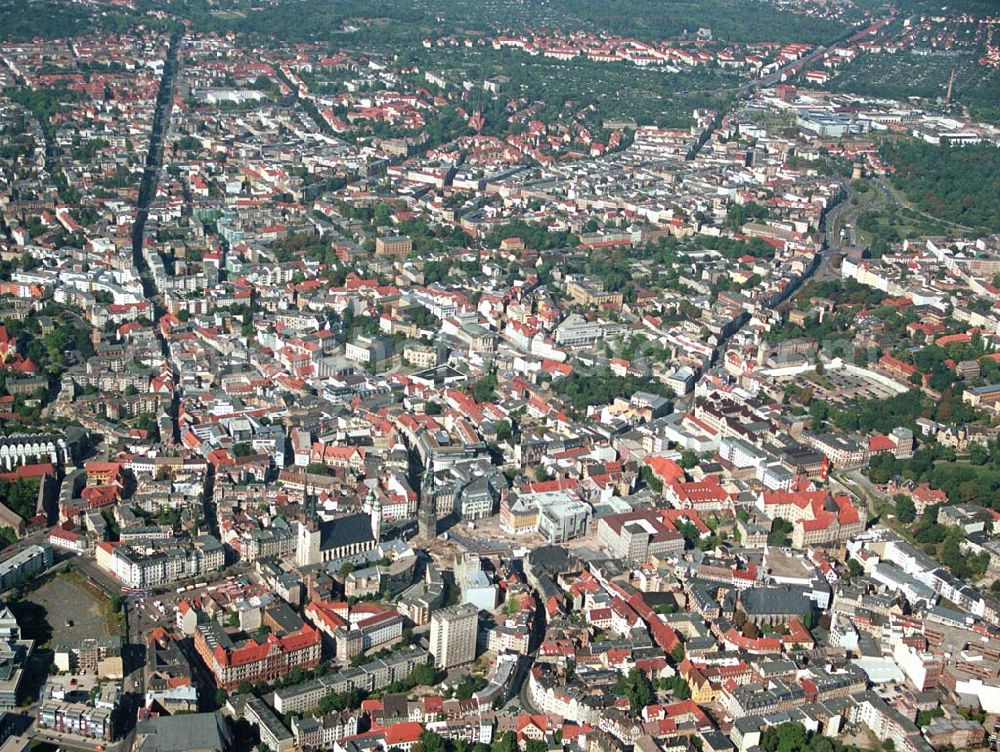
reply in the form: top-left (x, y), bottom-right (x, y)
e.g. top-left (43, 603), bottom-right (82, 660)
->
top-left (131, 28), bottom-right (181, 439)
top-left (112, 27), bottom-right (184, 752)
top-left (132, 29), bottom-right (181, 296)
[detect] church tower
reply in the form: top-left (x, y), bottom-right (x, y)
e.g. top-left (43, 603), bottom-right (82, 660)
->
top-left (296, 482), bottom-right (321, 567)
top-left (367, 486), bottom-right (382, 543)
top-left (418, 465), bottom-right (437, 539)
top-left (296, 514), bottom-right (320, 567)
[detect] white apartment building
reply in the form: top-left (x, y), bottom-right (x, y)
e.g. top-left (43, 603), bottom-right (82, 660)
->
top-left (429, 603), bottom-right (478, 669)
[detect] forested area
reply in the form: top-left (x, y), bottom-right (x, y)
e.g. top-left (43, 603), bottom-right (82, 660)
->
top-left (824, 388), bottom-right (978, 436)
top-left (522, 0), bottom-right (852, 43)
top-left (760, 723), bottom-right (863, 752)
top-left (881, 140), bottom-right (1000, 232)
top-left (870, 440), bottom-right (1000, 512)
top-left (0, 0), bottom-right (166, 40)
top-left (553, 369), bottom-right (676, 412)
top-left (0, 0), bottom-right (865, 48)
top-left (142, 0), bottom-right (852, 45)
top-left (402, 45), bottom-right (741, 130)
top-left (0, 0), bottom-right (105, 39)
top-left (855, 204), bottom-right (953, 257)
top-left (485, 221), bottom-right (578, 251)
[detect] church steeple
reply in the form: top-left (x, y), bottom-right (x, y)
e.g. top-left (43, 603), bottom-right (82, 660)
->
top-left (421, 463), bottom-right (434, 501)
top-left (367, 485), bottom-right (381, 542)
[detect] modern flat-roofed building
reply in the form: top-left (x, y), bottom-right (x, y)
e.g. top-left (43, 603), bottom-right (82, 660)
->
top-left (501, 490), bottom-right (591, 544)
top-left (245, 697), bottom-right (294, 752)
top-left (0, 545), bottom-right (52, 591)
top-left (36, 700), bottom-right (114, 741)
top-left (596, 510), bottom-right (685, 563)
top-left (133, 711), bottom-right (233, 752)
top-left (554, 314), bottom-right (604, 347)
top-left (430, 603), bottom-right (478, 669)
top-left (0, 638), bottom-right (32, 710)
top-left (272, 646), bottom-right (429, 715)
top-left (375, 236), bottom-right (413, 257)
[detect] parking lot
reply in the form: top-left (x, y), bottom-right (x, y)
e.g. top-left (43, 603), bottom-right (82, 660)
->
top-left (778, 367), bottom-right (902, 407)
top-left (811, 369), bottom-right (900, 402)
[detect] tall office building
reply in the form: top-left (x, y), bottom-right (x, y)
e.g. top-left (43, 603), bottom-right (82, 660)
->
top-left (429, 603), bottom-right (478, 669)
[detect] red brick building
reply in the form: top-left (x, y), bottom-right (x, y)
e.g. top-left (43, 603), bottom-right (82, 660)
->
top-left (193, 621), bottom-right (321, 691)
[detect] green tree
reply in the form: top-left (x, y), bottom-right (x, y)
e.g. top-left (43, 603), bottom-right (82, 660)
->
top-left (453, 674), bottom-right (487, 699)
top-left (471, 374), bottom-right (498, 403)
top-left (762, 723), bottom-right (808, 752)
top-left (418, 730), bottom-right (447, 752)
top-left (552, 369), bottom-right (674, 413)
top-left (317, 687), bottom-right (366, 713)
top-left (617, 667), bottom-right (654, 714)
top-left (231, 442), bottom-right (254, 457)
top-left (492, 731), bottom-right (517, 752)
top-left (641, 465), bottom-right (663, 493)
top-left (916, 708), bottom-right (944, 727)
top-left (412, 664), bottom-right (438, 686)
top-left (969, 443), bottom-right (990, 466)
top-left (767, 517), bottom-right (793, 546)
top-left (495, 420), bottom-right (512, 443)
top-left (726, 201), bottom-right (770, 230)
top-left (0, 477), bottom-right (40, 519)
top-left (657, 674), bottom-right (691, 700)
top-left (894, 495), bottom-right (916, 524)
top-left (808, 400), bottom-right (829, 427)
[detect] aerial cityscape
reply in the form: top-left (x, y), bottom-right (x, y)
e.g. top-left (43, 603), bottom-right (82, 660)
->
top-left (0, 0), bottom-right (998, 750)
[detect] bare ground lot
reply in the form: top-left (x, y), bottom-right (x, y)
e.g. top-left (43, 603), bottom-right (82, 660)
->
top-left (10, 571), bottom-right (115, 647)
